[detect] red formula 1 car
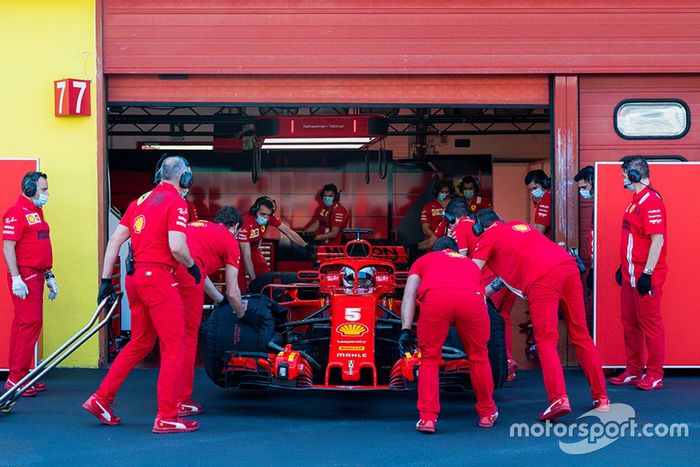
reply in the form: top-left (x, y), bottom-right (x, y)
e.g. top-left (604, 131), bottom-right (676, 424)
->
top-left (200, 230), bottom-right (507, 391)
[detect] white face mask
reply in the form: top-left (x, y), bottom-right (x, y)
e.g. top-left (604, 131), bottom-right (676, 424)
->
top-left (33, 193), bottom-right (49, 207)
top-left (463, 190), bottom-right (475, 199)
top-left (579, 189), bottom-right (593, 200)
top-left (531, 187), bottom-right (545, 199)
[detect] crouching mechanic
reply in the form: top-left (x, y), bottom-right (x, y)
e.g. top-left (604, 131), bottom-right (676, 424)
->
top-left (174, 206), bottom-right (266, 417)
top-left (470, 208), bottom-right (609, 421)
top-left (85, 155), bottom-right (202, 434)
top-left (400, 237), bottom-right (498, 433)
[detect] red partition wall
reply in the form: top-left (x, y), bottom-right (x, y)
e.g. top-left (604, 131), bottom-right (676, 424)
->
top-left (594, 162), bottom-right (700, 367)
top-left (1, 159), bottom-right (40, 370)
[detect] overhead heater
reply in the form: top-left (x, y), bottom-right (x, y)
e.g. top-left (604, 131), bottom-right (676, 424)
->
top-left (254, 115), bottom-right (389, 150)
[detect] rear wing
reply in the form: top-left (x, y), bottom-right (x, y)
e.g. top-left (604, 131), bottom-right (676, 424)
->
top-left (315, 241), bottom-right (408, 265)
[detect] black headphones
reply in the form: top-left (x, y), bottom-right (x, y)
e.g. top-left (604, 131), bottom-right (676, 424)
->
top-left (443, 211), bottom-right (456, 225)
top-left (321, 184), bottom-right (341, 202)
top-left (627, 169), bottom-right (642, 183)
top-left (250, 196), bottom-right (276, 216)
top-left (153, 154), bottom-right (193, 190)
top-left (22, 171), bottom-right (45, 198)
top-left (459, 176), bottom-right (480, 195)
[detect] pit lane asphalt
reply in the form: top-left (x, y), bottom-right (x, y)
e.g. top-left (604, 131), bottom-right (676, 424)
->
top-left (0, 369), bottom-right (698, 466)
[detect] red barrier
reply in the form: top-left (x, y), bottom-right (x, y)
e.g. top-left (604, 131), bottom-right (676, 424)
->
top-left (1, 159), bottom-right (40, 370)
top-left (594, 162), bottom-right (700, 368)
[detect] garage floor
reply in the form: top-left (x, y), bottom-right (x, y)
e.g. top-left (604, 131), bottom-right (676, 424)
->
top-left (0, 369), bottom-right (698, 465)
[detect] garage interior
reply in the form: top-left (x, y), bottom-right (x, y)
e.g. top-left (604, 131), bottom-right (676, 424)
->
top-left (105, 103), bottom-right (557, 369)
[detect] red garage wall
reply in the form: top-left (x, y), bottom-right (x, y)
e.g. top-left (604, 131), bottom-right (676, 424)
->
top-left (578, 75), bottom-right (700, 263)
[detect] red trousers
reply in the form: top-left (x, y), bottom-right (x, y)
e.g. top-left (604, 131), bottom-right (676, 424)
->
top-left (620, 272), bottom-right (666, 378)
top-left (417, 290), bottom-right (495, 420)
top-left (174, 261), bottom-right (205, 403)
top-left (492, 290), bottom-right (516, 360)
top-left (96, 266), bottom-right (185, 418)
top-left (237, 249), bottom-right (269, 292)
top-left (6, 268), bottom-right (44, 381)
top-left (527, 263), bottom-right (607, 402)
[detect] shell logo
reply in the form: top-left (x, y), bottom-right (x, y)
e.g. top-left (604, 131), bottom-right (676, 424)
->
top-left (512, 224), bottom-right (531, 233)
top-left (337, 323), bottom-right (369, 337)
top-left (133, 215), bottom-right (146, 234)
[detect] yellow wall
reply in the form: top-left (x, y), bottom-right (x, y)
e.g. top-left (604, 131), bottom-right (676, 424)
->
top-left (1, 1), bottom-right (99, 367)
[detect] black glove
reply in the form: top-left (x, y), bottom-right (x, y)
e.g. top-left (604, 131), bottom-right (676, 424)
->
top-left (97, 278), bottom-right (116, 306)
top-left (239, 307), bottom-right (267, 331)
top-left (636, 272), bottom-right (652, 296)
top-left (187, 263), bottom-right (202, 284)
top-left (586, 267), bottom-right (594, 290)
top-left (615, 266), bottom-right (622, 286)
top-left (398, 329), bottom-right (416, 355)
top-left (304, 243), bottom-right (316, 257)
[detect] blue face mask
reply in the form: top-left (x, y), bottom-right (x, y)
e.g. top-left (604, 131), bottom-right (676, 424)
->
top-left (437, 193), bottom-right (448, 202)
top-left (33, 193), bottom-right (49, 207)
top-left (462, 190), bottom-right (475, 199)
top-left (579, 189), bottom-right (593, 200)
top-left (531, 187), bottom-right (545, 199)
top-left (623, 178), bottom-right (635, 191)
top-left (323, 196), bottom-right (335, 207)
top-left (256, 215), bottom-right (268, 226)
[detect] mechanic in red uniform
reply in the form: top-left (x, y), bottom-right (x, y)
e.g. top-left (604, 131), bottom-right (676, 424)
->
top-left (400, 237), bottom-right (498, 433)
top-left (174, 206), bottom-right (264, 416)
top-left (2, 172), bottom-right (57, 396)
top-left (304, 183), bottom-right (349, 245)
top-left (609, 156), bottom-right (667, 390)
top-left (524, 169), bottom-right (552, 235)
top-left (443, 198), bottom-right (518, 381)
top-left (417, 179), bottom-right (453, 250)
top-left (84, 156), bottom-right (202, 434)
top-left (575, 166), bottom-right (596, 290)
top-left (238, 196), bottom-right (308, 292)
top-left (458, 175), bottom-right (492, 215)
top-left (471, 208), bottom-right (609, 421)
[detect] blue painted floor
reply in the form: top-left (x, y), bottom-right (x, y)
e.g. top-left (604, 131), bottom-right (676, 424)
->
top-left (0, 369), bottom-right (698, 466)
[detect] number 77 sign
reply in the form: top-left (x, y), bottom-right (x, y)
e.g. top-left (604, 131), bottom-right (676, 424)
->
top-left (54, 78), bottom-right (91, 116)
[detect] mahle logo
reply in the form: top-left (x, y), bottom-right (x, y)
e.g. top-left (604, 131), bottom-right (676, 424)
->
top-left (509, 403), bottom-right (689, 455)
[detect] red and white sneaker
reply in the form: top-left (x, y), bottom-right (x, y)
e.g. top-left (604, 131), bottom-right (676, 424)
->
top-left (609, 369), bottom-right (642, 386)
top-left (177, 399), bottom-right (203, 417)
top-left (479, 410), bottom-right (499, 428)
top-left (538, 396), bottom-right (571, 421)
top-left (82, 393), bottom-right (121, 426)
top-left (415, 419), bottom-right (436, 434)
top-left (4, 379), bottom-right (38, 398)
top-left (506, 359), bottom-right (518, 382)
top-left (152, 416), bottom-right (199, 434)
top-left (593, 396), bottom-right (611, 413)
top-left (637, 375), bottom-right (663, 391)
top-left (32, 381), bottom-right (47, 392)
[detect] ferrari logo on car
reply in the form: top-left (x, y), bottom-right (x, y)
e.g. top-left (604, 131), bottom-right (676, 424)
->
top-left (337, 323), bottom-right (369, 337)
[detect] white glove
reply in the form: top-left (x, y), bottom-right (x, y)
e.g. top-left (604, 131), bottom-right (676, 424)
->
top-left (46, 277), bottom-right (59, 300)
top-left (11, 275), bottom-right (29, 300)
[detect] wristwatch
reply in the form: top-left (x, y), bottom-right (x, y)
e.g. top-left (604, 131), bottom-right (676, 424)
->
top-left (643, 267), bottom-right (653, 275)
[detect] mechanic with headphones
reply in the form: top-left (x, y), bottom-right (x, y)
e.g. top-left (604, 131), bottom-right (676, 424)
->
top-left (417, 179), bottom-right (454, 250)
top-left (400, 236), bottom-right (498, 432)
top-left (304, 183), bottom-right (349, 245)
top-left (459, 175), bottom-right (492, 215)
top-left (153, 153), bottom-right (198, 221)
top-left (524, 169), bottom-right (552, 235)
top-left (85, 155), bottom-right (201, 434)
top-left (575, 166), bottom-right (596, 290)
top-left (470, 208), bottom-right (609, 421)
top-left (237, 196), bottom-right (308, 292)
top-left (609, 156), bottom-right (667, 390)
top-left (2, 171), bottom-right (56, 397)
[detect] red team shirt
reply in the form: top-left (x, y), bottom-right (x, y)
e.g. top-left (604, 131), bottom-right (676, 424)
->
top-left (464, 195), bottom-right (492, 215)
top-left (450, 216), bottom-right (478, 255)
top-left (120, 182), bottom-right (189, 268)
top-left (620, 187), bottom-right (667, 282)
top-left (409, 249), bottom-right (484, 300)
top-left (532, 189), bottom-right (552, 228)
top-left (420, 199), bottom-right (448, 237)
top-left (185, 220), bottom-right (241, 275)
top-left (237, 212), bottom-right (282, 249)
top-left (310, 202), bottom-right (349, 245)
top-left (472, 221), bottom-right (572, 297)
top-left (2, 196), bottom-right (53, 270)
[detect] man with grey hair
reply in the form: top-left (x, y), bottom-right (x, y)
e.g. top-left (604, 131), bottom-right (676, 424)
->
top-left (610, 156), bottom-right (668, 391)
top-left (84, 154), bottom-right (202, 433)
